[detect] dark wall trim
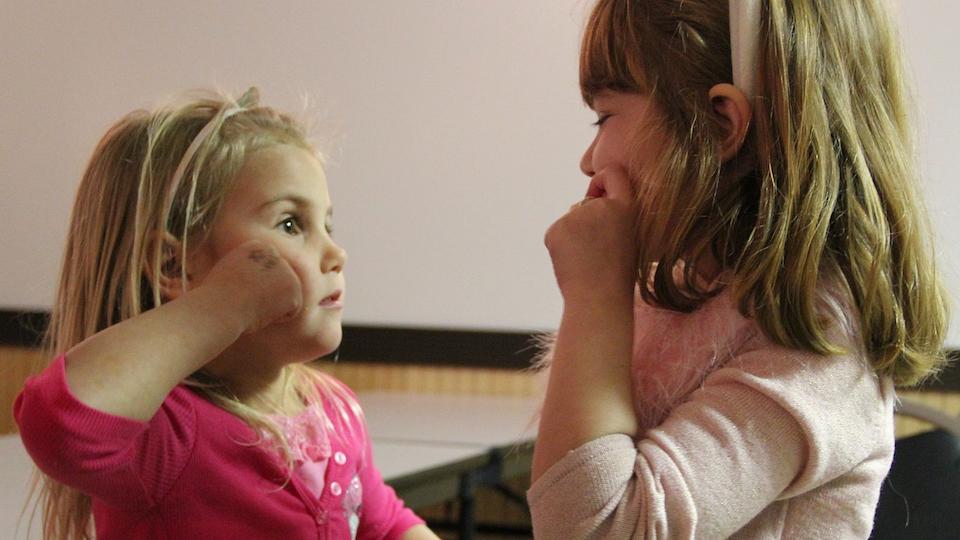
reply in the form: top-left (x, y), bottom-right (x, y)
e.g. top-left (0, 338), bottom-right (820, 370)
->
top-left (337, 325), bottom-right (541, 369)
top-left (4, 309), bottom-right (960, 390)
top-left (0, 310), bottom-right (48, 348)
top-left (0, 309), bottom-right (542, 370)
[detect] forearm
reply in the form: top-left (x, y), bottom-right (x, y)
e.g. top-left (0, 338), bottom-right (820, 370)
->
top-left (532, 292), bottom-right (636, 482)
top-left (400, 524), bottom-right (441, 540)
top-left (64, 285), bottom-right (246, 421)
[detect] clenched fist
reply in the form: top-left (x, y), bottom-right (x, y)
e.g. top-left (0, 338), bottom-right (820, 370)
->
top-left (545, 168), bottom-right (640, 305)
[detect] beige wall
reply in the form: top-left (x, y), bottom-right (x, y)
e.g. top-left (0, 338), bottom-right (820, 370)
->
top-left (2, 2), bottom-right (960, 345)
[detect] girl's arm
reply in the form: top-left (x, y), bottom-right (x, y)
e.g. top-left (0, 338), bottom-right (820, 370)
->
top-left (532, 168), bottom-right (639, 482)
top-left (64, 240), bottom-right (301, 421)
top-left (531, 285), bottom-right (635, 481)
top-left (400, 524), bottom-right (441, 540)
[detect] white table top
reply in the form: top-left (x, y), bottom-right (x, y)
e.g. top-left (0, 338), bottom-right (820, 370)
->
top-left (372, 439), bottom-right (487, 481)
top-left (0, 435), bottom-right (40, 540)
top-left (358, 392), bottom-right (540, 448)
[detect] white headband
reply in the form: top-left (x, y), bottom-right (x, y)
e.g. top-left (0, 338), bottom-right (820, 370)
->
top-left (165, 99), bottom-right (247, 225)
top-left (730, 0), bottom-right (761, 99)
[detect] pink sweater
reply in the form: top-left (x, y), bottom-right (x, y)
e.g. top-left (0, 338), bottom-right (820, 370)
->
top-left (15, 356), bottom-right (423, 540)
top-left (528, 289), bottom-right (896, 539)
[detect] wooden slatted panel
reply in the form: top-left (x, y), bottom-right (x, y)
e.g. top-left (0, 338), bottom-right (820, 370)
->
top-left (894, 389), bottom-right (960, 438)
top-left (313, 360), bottom-right (542, 397)
top-left (0, 346), bottom-right (47, 434)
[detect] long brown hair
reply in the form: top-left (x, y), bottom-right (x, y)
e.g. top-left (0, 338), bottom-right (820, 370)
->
top-left (31, 88), bottom-right (359, 539)
top-left (579, 0), bottom-right (948, 385)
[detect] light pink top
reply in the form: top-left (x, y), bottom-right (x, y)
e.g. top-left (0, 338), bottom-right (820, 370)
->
top-left (528, 288), bottom-right (895, 539)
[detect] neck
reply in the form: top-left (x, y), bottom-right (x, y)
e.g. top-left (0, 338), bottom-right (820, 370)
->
top-left (203, 346), bottom-right (303, 415)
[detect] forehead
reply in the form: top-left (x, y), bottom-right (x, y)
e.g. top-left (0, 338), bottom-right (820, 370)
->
top-left (229, 144), bottom-right (330, 208)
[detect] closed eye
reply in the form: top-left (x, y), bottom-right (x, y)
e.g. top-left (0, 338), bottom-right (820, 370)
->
top-left (592, 113), bottom-right (611, 127)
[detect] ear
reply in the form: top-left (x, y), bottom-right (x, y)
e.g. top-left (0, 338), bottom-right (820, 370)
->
top-left (708, 83), bottom-right (753, 162)
top-left (143, 231), bottom-right (192, 302)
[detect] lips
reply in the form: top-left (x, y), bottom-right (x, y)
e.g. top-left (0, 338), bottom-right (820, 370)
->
top-left (319, 290), bottom-right (343, 307)
top-left (586, 175), bottom-right (607, 198)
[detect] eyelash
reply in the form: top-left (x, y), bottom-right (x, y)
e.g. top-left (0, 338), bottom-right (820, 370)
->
top-left (592, 114), bottom-right (611, 127)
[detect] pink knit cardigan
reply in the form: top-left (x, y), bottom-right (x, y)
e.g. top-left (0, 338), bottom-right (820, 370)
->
top-left (16, 356), bottom-right (423, 540)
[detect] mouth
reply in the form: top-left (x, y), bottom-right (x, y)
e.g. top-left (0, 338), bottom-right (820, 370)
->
top-left (319, 290), bottom-right (344, 309)
top-left (586, 176), bottom-right (607, 199)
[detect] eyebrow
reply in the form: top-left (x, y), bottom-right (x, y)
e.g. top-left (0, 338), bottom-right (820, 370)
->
top-left (259, 195), bottom-right (333, 217)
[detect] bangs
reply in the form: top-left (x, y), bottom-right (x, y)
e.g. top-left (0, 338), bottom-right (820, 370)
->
top-left (579, 0), bottom-right (651, 106)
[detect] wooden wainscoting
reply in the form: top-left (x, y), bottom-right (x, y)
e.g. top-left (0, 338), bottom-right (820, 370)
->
top-left (0, 347), bottom-right (544, 433)
top-left (4, 344), bottom-right (959, 437)
top-left (0, 346), bottom-right (47, 434)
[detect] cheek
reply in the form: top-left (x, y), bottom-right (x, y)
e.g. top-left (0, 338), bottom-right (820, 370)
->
top-left (596, 133), bottom-right (629, 170)
top-left (281, 247), bottom-right (319, 292)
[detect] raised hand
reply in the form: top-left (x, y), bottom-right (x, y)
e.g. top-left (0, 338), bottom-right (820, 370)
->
top-left (201, 240), bottom-right (303, 333)
top-left (544, 167), bottom-right (640, 305)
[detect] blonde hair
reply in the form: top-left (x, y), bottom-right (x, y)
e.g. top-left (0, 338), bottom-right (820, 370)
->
top-left (32, 88), bottom-right (359, 539)
top-left (580, 0), bottom-right (948, 385)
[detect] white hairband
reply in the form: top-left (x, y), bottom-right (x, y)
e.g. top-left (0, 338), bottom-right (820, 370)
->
top-left (729, 0), bottom-right (761, 99)
top-left (164, 100), bottom-right (246, 225)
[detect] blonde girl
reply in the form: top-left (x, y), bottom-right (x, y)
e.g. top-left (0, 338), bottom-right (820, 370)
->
top-left (15, 88), bottom-right (439, 540)
top-left (531, 0), bottom-right (948, 538)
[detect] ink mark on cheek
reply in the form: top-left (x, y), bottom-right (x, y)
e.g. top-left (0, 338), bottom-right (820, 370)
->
top-left (248, 249), bottom-right (278, 270)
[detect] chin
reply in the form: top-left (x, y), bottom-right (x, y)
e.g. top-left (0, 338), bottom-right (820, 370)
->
top-left (303, 325), bottom-right (343, 359)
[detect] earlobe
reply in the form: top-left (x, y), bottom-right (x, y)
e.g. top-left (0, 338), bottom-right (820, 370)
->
top-left (708, 83), bottom-right (753, 162)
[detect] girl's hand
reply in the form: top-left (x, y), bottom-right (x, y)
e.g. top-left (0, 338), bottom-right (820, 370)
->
top-left (545, 168), bottom-right (639, 304)
top-left (201, 240), bottom-right (303, 333)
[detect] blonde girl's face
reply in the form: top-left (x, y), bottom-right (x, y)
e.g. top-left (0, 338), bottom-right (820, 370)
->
top-left (580, 90), bottom-right (659, 201)
top-left (191, 144), bottom-right (347, 360)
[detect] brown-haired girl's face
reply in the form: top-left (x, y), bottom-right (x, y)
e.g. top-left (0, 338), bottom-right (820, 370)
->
top-left (580, 90), bottom-right (659, 201)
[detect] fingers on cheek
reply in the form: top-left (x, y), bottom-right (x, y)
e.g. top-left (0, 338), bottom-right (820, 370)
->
top-left (595, 168), bottom-right (633, 200)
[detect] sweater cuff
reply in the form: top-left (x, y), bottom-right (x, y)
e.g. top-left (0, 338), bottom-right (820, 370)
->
top-left (383, 512), bottom-right (426, 540)
top-left (527, 433), bottom-right (638, 518)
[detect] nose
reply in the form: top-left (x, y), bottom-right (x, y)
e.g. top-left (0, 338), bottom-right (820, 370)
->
top-left (321, 240), bottom-right (347, 274)
top-left (580, 137), bottom-right (597, 177)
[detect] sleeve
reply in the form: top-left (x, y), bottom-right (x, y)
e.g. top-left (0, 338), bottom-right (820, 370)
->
top-left (14, 355), bottom-right (197, 510)
top-left (349, 409), bottom-right (425, 539)
top-left (526, 347), bottom-right (891, 539)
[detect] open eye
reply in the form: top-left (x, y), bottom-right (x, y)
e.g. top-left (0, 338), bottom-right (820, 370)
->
top-left (278, 216), bottom-right (303, 235)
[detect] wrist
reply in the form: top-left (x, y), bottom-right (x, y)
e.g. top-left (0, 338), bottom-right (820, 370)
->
top-left (561, 279), bottom-right (634, 314)
top-left (188, 281), bottom-right (254, 337)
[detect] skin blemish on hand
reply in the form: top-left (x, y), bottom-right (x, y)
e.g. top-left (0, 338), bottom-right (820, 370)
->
top-left (248, 248), bottom-right (278, 270)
